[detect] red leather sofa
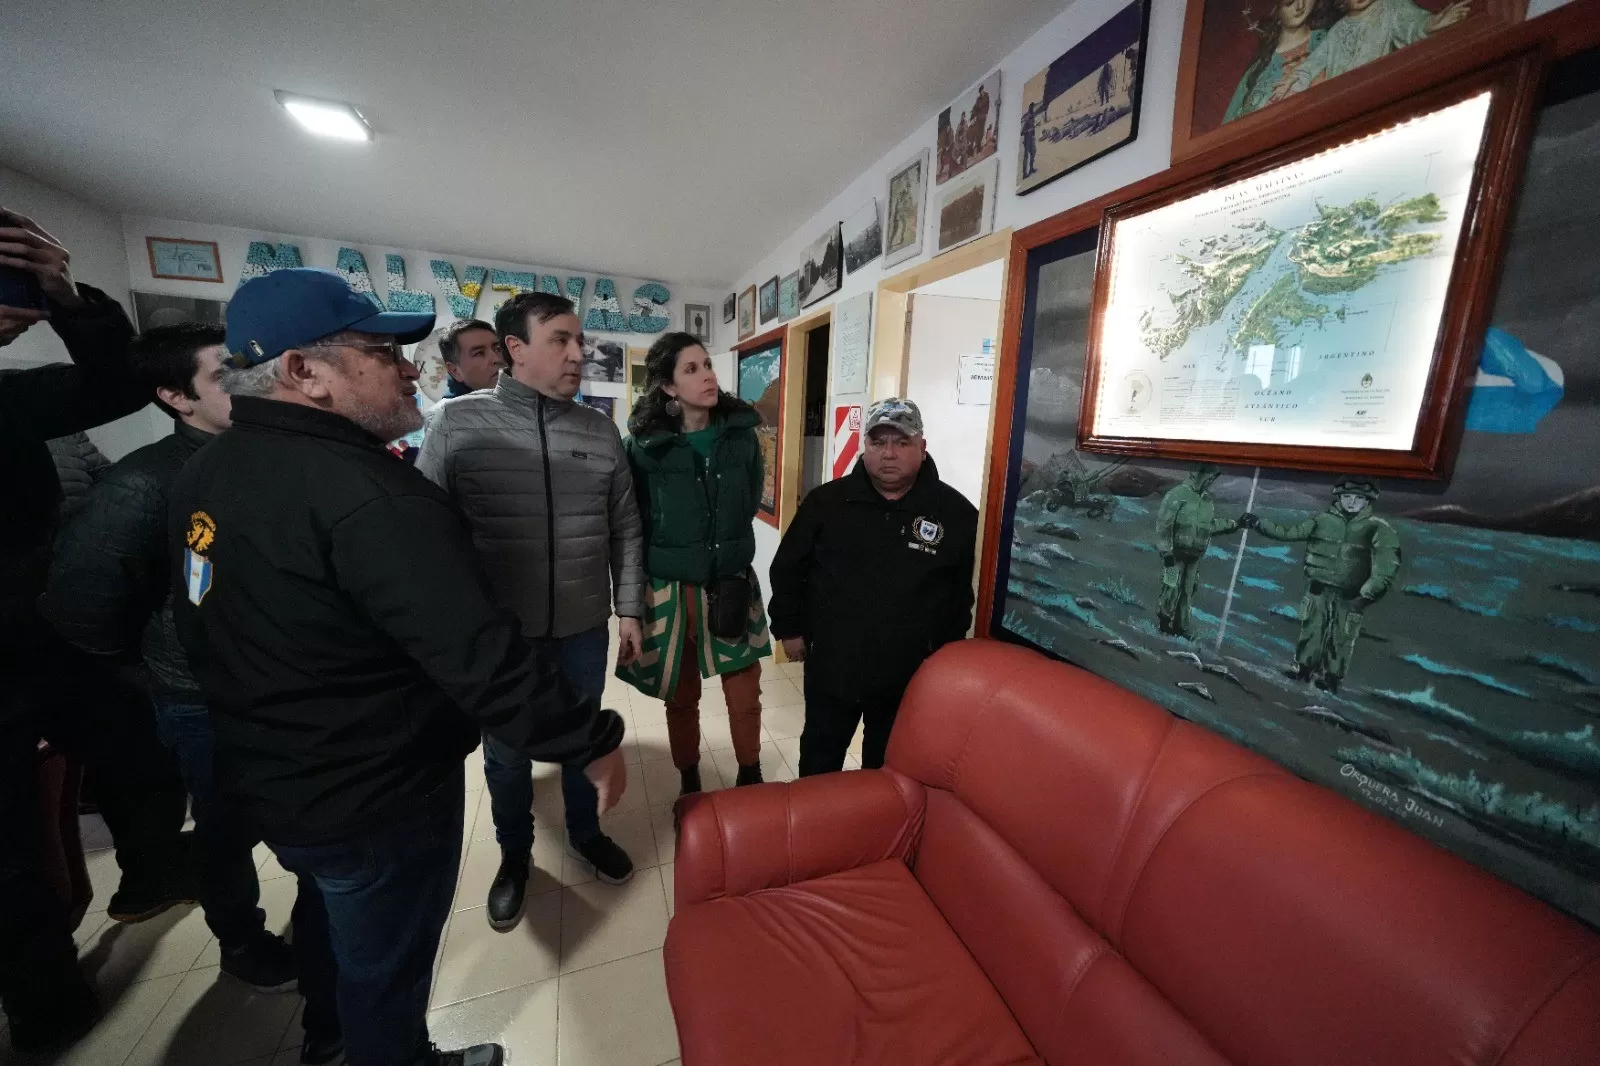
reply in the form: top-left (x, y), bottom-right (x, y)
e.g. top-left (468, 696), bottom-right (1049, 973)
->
top-left (665, 641), bottom-right (1600, 1065)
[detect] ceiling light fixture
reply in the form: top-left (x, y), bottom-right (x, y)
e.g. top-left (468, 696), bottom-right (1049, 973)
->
top-left (274, 91), bottom-right (373, 142)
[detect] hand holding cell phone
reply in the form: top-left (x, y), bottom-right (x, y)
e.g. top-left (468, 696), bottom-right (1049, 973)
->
top-left (0, 208), bottom-right (82, 310)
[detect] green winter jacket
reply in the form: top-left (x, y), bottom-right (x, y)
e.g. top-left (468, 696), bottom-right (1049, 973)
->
top-left (1156, 468), bottom-right (1238, 559)
top-left (1257, 503), bottom-right (1401, 599)
top-left (623, 393), bottom-right (763, 585)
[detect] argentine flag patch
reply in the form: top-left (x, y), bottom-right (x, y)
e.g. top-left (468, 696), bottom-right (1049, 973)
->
top-left (185, 548), bottom-right (213, 605)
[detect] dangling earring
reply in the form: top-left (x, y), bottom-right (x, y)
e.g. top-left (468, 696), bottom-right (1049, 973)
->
top-left (664, 396), bottom-right (682, 418)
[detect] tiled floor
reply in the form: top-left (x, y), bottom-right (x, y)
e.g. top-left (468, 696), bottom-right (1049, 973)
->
top-left (9, 656), bottom-right (861, 1066)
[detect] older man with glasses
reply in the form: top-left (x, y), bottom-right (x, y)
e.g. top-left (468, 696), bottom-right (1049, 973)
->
top-left (169, 268), bottom-right (628, 1066)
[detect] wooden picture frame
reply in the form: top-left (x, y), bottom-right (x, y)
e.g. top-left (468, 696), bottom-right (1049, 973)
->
top-left (1078, 53), bottom-right (1540, 480)
top-left (145, 236), bottom-right (223, 283)
top-left (737, 285), bottom-right (757, 341)
top-left (1171, 0), bottom-right (1527, 164)
top-left (736, 326), bottom-right (788, 528)
top-left (758, 276), bottom-right (780, 324)
top-left (723, 293), bottom-right (737, 323)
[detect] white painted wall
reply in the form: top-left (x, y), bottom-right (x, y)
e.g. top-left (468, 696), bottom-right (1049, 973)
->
top-left (905, 294), bottom-right (1003, 509)
top-left (0, 163), bottom-right (165, 458)
top-left (729, 0), bottom-right (1577, 597)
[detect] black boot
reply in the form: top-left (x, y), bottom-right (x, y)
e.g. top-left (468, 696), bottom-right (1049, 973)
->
top-left (735, 763), bottom-right (764, 787)
top-left (486, 847), bottom-right (529, 930)
top-left (679, 765), bottom-right (701, 797)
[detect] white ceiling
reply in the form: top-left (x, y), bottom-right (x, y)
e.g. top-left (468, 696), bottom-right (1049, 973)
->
top-left (0, 0), bottom-right (1065, 288)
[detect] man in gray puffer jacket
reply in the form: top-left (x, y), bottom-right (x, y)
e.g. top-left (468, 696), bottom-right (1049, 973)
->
top-left (417, 291), bottom-right (644, 925)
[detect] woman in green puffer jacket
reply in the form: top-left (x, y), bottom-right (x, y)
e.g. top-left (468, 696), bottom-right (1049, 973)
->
top-left (618, 332), bottom-right (771, 796)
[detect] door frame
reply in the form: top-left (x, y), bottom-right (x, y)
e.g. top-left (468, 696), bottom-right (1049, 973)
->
top-left (779, 305), bottom-right (833, 534)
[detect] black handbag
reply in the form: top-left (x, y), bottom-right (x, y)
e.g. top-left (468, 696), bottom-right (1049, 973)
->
top-left (705, 570), bottom-right (753, 640)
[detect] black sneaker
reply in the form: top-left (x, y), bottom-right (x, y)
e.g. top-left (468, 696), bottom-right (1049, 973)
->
top-left (301, 1033), bottom-right (346, 1065)
top-left (566, 832), bottom-right (634, 885)
top-left (679, 765), bottom-right (701, 796)
top-left (220, 930), bottom-right (298, 993)
top-left (487, 846), bottom-right (529, 930)
top-left (735, 762), bottom-right (764, 786)
top-left (430, 1041), bottom-right (505, 1066)
top-left (107, 868), bottom-right (199, 923)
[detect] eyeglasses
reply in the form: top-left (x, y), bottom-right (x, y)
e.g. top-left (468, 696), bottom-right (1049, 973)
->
top-left (305, 339), bottom-right (406, 364)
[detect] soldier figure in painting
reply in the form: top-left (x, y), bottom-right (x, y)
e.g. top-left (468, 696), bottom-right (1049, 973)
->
top-left (1242, 477), bottom-right (1401, 693)
top-left (1021, 100), bottom-right (1040, 179)
top-left (1155, 464), bottom-right (1242, 638)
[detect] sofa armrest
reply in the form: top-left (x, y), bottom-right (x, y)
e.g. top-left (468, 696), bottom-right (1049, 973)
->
top-left (675, 769), bottom-right (925, 908)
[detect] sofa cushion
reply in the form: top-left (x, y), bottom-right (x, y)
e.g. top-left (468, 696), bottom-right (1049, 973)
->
top-left (665, 858), bottom-right (1044, 1066)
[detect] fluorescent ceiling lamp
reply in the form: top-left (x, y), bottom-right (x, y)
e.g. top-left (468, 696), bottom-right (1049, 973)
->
top-left (274, 91), bottom-right (372, 142)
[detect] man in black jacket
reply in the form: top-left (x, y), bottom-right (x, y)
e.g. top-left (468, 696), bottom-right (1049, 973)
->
top-left (769, 398), bottom-right (977, 776)
top-left (41, 323), bottom-right (298, 1000)
top-left (171, 268), bottom-right (627, 1066)
top-left (0, 208), bottom-right (190, 1052)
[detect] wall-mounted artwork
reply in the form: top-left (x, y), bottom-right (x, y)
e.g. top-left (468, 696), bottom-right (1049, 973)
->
top-left (627, 347), bottom-right (649, 416)
top-left (778, 271), bottom-right (800, 321)
top-left (581, 337), bottom-right (626, 383)
top-left (684, 302), bottom-right (713, 343)
top-left (132, 291), bottom-right (227, 332)
top-left (937, 70), bottom-right (1002, 185)
top-left (883, 149), bottom-right (930, 269)
top-left (799, 224), bottom-right (842, 308)
top-left (759, 276), bottom-right (781, 324)
top-left (578, 394), bottom-right (616, 420)
top-left (146, 237), bottom-right (223, 283)
top-left (723, 293), bottom-right (737, 323)
top-left (842, 199), bottom-right (884, 274)
top-left (984, 46), bottom-right (1600, 930)
top-left (737, 336), bottom-right (786, 527)
top-left (738, 285), bottom-right (757, 340)
top-left (1018, 0), bottom-right (1151, 195)
top-left (1171, 0), bottom-right (1525, 161)
top-left (933, 157), bottom-right (999, 256)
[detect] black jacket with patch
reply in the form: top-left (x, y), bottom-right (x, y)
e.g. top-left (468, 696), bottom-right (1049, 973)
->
top-left (768, 456), bottom-right (978, 699)
top-left (169, 397), bottom-right (623, 845)
top-left (42, 420), bottom-right (212, 695)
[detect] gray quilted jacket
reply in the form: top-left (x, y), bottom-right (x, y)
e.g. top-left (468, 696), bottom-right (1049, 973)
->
top-left (417, 374), bottom-right (645, 638)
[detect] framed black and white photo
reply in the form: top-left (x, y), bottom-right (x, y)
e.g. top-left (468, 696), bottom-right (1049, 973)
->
top-left (883, 148), bottom-right (929, 268)
top-left (684, 302), bottom-right (713, 343)
top-left (722, 293), bottom-right (737, 323)
top-left (933, 157), bottom-right (1000, 256)
top-left (843, 199), bottom-right (884, 275)
top-left (132, 291), bottom-right (228, 332)
top-left (799, 224), bottom-right (842, 308)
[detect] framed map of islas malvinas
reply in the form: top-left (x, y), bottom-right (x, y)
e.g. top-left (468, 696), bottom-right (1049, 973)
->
top-left (1079, 55), bottom-right (1539, 478)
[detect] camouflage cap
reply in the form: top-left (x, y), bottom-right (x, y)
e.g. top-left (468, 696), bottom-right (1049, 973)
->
top-left (1333, 476), bottom-right (1380, 499)
top-left (863, 397), bottom-right (924, 438)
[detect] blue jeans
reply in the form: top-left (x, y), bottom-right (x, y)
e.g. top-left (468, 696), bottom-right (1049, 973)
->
top-left (269, 770), bottom-right (464, 1066)
top-left (483, 624), bottom-right (609, 849)
top-left (150, 693), bottom-right (266, 949)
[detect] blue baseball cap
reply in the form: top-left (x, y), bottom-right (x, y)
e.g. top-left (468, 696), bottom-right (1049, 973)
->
top-left (223, 267), bottom-right (436, 368)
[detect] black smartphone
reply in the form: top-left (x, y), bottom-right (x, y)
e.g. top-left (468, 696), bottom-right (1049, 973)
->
top-left (0, 265), bottom-right (47, 313)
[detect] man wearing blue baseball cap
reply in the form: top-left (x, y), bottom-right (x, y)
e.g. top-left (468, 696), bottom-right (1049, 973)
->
top-left (168, 268), bottom-right (628, 1066)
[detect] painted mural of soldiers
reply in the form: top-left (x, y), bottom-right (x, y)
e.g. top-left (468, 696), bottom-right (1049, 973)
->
top-left (1155, 464), bottom-right (1241, 638)
top-left (1241, 477), bottom-right (1400, 693)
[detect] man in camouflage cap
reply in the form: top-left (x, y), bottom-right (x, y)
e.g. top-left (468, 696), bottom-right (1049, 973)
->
top-left (768, 398), bottom-right (978, 774)
top-left (1242, 476), bottom-right (1401, 693)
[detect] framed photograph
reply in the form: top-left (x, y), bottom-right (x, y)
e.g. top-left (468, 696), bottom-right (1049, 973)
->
top-left (1172, 0), bottom-right (1526, 162)
top-left (737, 285), bottom-right (757, 341)
top-left (1081, 58), bottom-right (1537, 477)
top-left (722, 293), bottom-right (737, 323)
top-left (799, 224), bottom-right (842, 308)
top-left (937, 70), bottom-right (1001, 185)
top-left (758, 276), bottom-right (780, 324)
top-left (883, 149), bottom-right (930, 268)
top-left (578, 394), bottom-right (616, 420)
top-left (145, 237), bottom-right (223, 283)
top-left (778, 271), bottom-right (800, 320)
top-left (736, 329), bottom-right (788, 527)
top-left (580, 337), bottom-right (626, 383)
top-left (933, 157), bottom-right (1000, 256)
top-left (684, 302), bottom-right (713, 343)
top-left (131, 291), bottom-right (227, 332)
top-left (627, 346), bottom-right (649, 415)
top-left (982, 41), bottom-right (1600, 932)
top-left (842, 199), bottom-right (884, 274)
top-left (1018, 0), bottom-right (1151, 196)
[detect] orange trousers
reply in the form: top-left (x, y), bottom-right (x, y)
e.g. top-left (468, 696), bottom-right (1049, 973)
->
top-left (664, 588), bottom-right (763, 769)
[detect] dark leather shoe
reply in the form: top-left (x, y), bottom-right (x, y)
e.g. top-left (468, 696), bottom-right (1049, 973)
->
top-left (735, 762), bottom-right (764, 786)
top-left (679, 765), bottom-right (701, 796)
top-left (486, 847), bottom-right (529, 930)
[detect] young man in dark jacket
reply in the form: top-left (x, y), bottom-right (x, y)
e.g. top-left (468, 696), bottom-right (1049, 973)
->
top-left (40, 323), bottom-right (298, 998)
top-left (769, 398), bottom-right (977, 775)
top-left (171, 268), bottom-right (627, 1066)
top-left (0, 208), bottom-right (190, 1052)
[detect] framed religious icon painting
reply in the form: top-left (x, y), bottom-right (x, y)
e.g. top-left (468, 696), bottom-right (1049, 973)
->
top-left (1171, 0), bottom-right (1526, 162)
top-left (1080, 55), bottom-right (1539, 478)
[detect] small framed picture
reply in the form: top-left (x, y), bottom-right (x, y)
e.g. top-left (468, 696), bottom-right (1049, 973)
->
top-left (738, 286), bottom-right (758, 340)
top-left (758, 276), bottom-right (780, 324)
top-left (933, 158), bottom-right (999, 256)
top-left (684, 302), bottom-right (713, 343)
top-left (722, 293), bottom-right (737, 323)
top-left (146, 237), bottom-right (223, 283)
top-left (883, 148), bottom-right (930, 268)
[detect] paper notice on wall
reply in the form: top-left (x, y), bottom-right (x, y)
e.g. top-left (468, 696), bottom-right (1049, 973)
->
top-left (957, 353), bottom-right (995, 405)
top-left (834, 292), bottom-right (873, 396)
